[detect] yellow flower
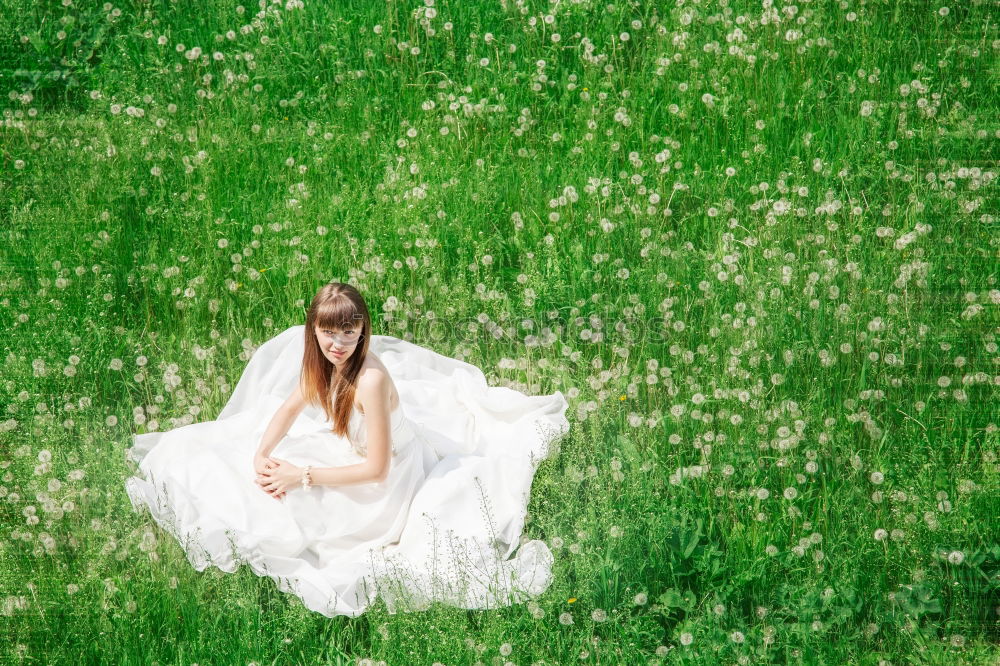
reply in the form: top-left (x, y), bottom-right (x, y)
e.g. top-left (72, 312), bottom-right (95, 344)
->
top-left (568, 597), bottom-right (577, 603)
top-left (619, 395), bottom-right (627, 401)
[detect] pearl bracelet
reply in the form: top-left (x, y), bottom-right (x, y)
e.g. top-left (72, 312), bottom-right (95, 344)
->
top-left (301, 465), bottom-right (312, 490)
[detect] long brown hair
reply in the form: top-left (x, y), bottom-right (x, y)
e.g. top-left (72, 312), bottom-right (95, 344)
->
top-left (300, 282), bottom-right (372, 439)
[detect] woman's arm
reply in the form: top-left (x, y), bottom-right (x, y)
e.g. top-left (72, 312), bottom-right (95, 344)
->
top-left (258, 457), bottom-right (384, 499)
top-left (307, 371), bottom-right (394, 486)
top-left (255, 385), bottom-right (307, 459)
top-left (257, 375), bottom-right (393, 497)
top-left (308, 461), bottom-right (386, 486)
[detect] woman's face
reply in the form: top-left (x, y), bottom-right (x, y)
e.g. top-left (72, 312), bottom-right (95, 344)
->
top-left (315, 323), bottom-right (362, 367)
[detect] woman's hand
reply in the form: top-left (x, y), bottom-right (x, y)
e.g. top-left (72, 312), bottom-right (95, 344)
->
top-left (253, 452), bottom-right (284, 500)
top-left (255, 456), bottom-right (302, 501)
top-left (253, 452), bottom-right (275, 476)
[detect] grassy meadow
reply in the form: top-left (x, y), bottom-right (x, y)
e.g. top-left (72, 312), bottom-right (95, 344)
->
top-left (1, 0), bottom-right (999, 663)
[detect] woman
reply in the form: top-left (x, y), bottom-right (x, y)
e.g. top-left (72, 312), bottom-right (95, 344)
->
top-left (125, 282), bottom-right (570, 617)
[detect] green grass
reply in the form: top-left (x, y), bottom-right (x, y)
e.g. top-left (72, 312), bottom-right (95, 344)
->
top-left (1, 0), bottom-right (998, 663)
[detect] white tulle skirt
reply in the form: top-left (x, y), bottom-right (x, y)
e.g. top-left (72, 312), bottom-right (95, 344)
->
top-left (124, 324), bottom-right (570, 617)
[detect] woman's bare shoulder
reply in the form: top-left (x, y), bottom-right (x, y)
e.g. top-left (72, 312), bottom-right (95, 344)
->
top-left (358, 353), bottom-right (391, 381)
top-left (355, 354), bottom-right (399, 413)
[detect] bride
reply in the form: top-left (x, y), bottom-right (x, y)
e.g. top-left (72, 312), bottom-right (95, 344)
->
top-left (125, 281), bottom-right (570, 617)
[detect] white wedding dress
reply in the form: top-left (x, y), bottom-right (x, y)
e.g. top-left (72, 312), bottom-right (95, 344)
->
top-left (124, 324), bottom-right (570, 617)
